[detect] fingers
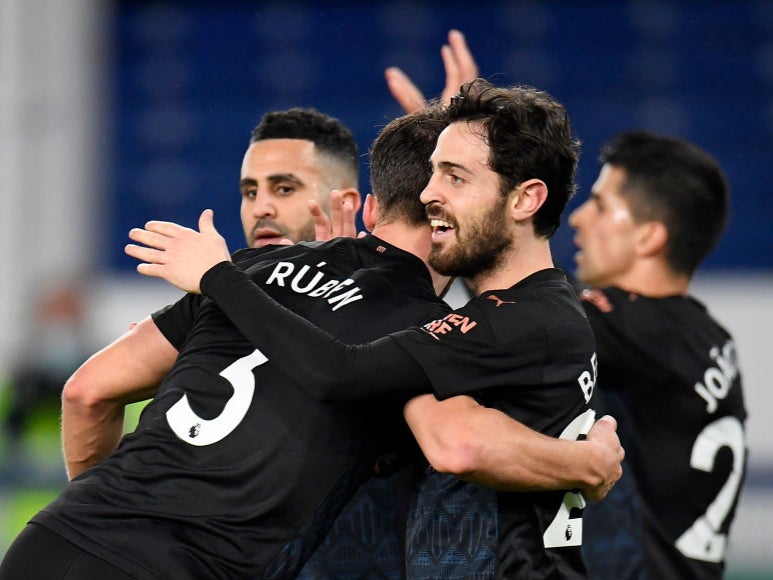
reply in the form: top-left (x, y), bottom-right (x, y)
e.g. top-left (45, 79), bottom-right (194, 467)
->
top-left (125, 243), bottom-right (166, 265)
top-left (440, 29), bottom-right (479, 105)
top-left (309, 191), bottom-right (358, 241)
top-left (448, 29), bottom-right (478, 80)
top-left (339, 198), bottom-right (356, 238)
top-left (135, 262), bottom-right (164, 279)
top-left (386, 30), bottom-right (477, 113)
top-left (198, 209), bottom-right (215, 233)
top-left (328, 190), bottom-right (357, 239)
top-left (596, 415), bottom-right (617, 430)
top-left (127, 227), bottom-right (173, 251)
top-left (309, 199), bottom-right (332, 242)
top-left (141, 219), bottom-right (189, 237)
top-left (385, 66), bottom-right (427, 113)
top-left (440, 44), bottom-right (461, 103)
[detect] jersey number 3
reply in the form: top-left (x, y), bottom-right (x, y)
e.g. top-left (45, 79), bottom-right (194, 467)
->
top-left (165, 349), bottom-right (267, 446)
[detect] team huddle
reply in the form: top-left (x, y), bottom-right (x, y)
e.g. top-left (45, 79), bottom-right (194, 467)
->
top-left (0, 31), bottom-right (745, 580)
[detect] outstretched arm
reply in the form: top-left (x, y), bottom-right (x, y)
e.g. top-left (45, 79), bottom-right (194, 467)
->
top-left (124, 212), bottom-right (623, 498)
top-left (62, 316), bottom-right (177, 479)
top-left (125, 210), bottom-right (430, 401)
top-left (386, 29), bottom-right (479, 113)
top-left (404, 394), bottom-right (624, 500)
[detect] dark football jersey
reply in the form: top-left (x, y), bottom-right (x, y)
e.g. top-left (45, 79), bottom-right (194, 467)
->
top-left (579, 287), bottom-right (748, 580)
top-left (31, 235), bottom-right (449, 580)
top-left (192, 265), bottom-right (598, 579)
top-left (298, 463), bottom-right (415, 579)
top-left (392, 269), bottom-right (597, 579)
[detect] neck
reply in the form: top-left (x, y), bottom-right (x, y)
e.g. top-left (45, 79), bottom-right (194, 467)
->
top-left (604, 262), bottom-right (690, 297)
top-left (466, 235), bottom-right (555, 295)
top-left (371, 222), bottom-right (451, 296)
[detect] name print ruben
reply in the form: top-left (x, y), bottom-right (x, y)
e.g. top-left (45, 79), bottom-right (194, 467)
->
top-left (264, 261), bottom-right (364, 311)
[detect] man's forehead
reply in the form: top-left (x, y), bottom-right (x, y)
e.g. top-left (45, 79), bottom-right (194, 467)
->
top-left (245, 138), bottom-right (318, 161)
top-left (242, 138), bottom-right (323, 176)
top-left (431, 121), bottom-right (489, 167)
top-left (593, 164), bottom-right (627, 195)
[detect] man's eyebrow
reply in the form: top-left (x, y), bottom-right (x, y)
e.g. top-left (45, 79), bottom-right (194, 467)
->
top-left (435, 160), bottom-right (473, 176)
top-left (239, 174), bottom-right (305, 189)
top-left (267, 173), bottom-right (304, 186)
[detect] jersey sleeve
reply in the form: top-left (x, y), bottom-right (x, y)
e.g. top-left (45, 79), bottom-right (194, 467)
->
top-left (200, 260), bottom-right (432, 401)
top-left (151, 292), bottom-right (205, 350)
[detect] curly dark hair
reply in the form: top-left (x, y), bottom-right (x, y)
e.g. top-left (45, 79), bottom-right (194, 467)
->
top-left (447, 79), bottom-right (580, 238)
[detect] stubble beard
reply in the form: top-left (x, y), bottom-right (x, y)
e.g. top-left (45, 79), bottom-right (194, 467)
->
top-left (428, 197), bottom-right (511, 279)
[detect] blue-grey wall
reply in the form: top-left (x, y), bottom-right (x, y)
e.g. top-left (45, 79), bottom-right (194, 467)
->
top-left (107, 0), bottom-right (773, 272)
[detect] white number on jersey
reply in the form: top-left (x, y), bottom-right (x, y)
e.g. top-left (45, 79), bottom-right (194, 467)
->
top-left (166, 349), bottom-right (268, 446)
top-left (675, 415), bottom-right (746, 563)
top-left (543, 409), bottom-right (596, 548)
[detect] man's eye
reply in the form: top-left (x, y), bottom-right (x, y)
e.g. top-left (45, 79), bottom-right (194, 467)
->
top-left (449, 174), bottom-right (464, 185)
top-left (243, 189), bottom-right (257, 199)
top-left (276, 185), bottom-right (295, 195)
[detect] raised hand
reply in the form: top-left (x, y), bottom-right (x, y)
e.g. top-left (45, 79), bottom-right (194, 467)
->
top-left (125, 209), bottom-right (231, 293)
top-left (309, 189), bottom-right (360, 241)
top-left (386, 29), bottom-right (479, 113)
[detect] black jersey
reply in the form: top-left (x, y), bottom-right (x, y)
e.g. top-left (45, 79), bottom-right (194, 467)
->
top-left (195, 266), bottom-right (597, 579)
top-left (392, 269), bottom-right (597, 579)
top-left (31, 235), bottom-right (449, 580)
top-left (579, 287), bottom-right (748, 580)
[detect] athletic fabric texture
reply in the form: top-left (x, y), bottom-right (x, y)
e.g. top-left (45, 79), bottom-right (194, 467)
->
top-left (27, 236), bottom-right (449, 579)
top-left (579, 287), bottom-right (747, 580)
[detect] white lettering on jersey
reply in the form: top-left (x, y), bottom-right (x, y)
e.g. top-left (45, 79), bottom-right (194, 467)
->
top-left (694, 340), bottom-right (738, 414)
top-left (576, 352), bottom-right (597, 403)
top-left (264, 261), bottom-right (363, 311)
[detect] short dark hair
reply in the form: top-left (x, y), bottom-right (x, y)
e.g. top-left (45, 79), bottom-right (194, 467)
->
top-left (250, 107), bottom-right (359, 181)
top-left (369, 104), bottom-right (448, 226)
top-left (600, 130), bottom-right (728, 277)
top-left (446, 79), bottom-right (580, 238)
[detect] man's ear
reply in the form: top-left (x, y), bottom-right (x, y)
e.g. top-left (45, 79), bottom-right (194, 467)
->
top-left (339, 188), bottom-right (362, 214)
top-left (510, 179), bottom-right (547, 221)
top-left (362, 194), bottom-right (378, 232)
top-left (636, 220), bottom-right (669, 258)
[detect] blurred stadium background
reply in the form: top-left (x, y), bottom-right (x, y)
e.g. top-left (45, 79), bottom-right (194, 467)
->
top-left (1, 1), bottom-right (771, 577)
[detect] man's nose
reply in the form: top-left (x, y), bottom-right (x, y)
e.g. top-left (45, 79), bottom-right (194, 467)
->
top-left (251, 193), bottom-right (276, 218)
top-left (568, 202), bottom-right (586, 229)
top-left (420, 174), bottom-right (443, 206)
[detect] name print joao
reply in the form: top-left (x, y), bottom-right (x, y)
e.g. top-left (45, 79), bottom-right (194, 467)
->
top-left (265, 260), bottom-right (364, 311)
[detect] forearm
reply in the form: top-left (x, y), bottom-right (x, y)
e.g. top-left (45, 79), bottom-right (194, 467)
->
top-left (405, 395), bottom-right (603, 492)
top-left (62, 317), bottom-right (176, 479)
top-left (62, 361), bottom-right (160, 479)
top-left (62, 388), bottom-right (127, 479)
top-left (200, 261), bottom-right (430, 401)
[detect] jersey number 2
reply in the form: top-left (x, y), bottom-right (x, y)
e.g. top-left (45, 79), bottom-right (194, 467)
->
top-left (165, 349), bottom-right (267, 446)
top-left (675, 415), bottom-right (745, 563)
top-left (543, 409), bottom-right (596, 548)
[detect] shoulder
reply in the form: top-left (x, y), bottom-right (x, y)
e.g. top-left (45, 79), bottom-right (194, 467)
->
top-left (476, 269), bottom-right (586, 323)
